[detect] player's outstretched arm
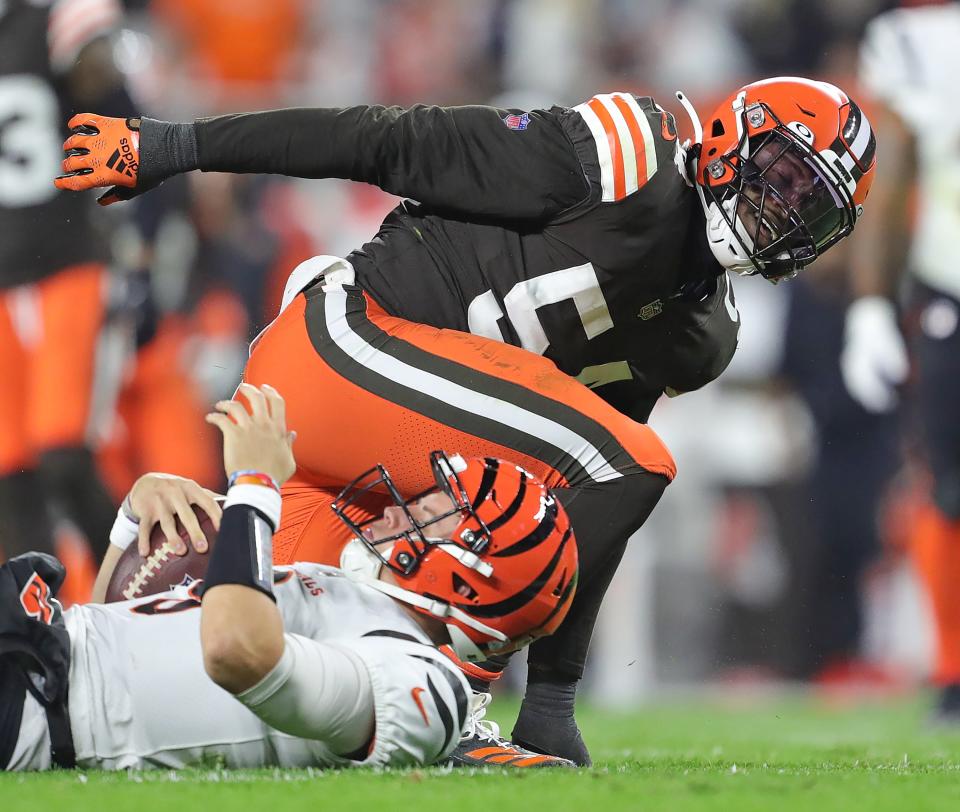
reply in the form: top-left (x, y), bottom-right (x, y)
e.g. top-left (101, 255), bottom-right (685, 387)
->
top-left (200, 383), bottom-right (296, 694)
top-left (55, 104), bottom-right (590, 219)
top-left (194, 104), bottom-right (590, 220)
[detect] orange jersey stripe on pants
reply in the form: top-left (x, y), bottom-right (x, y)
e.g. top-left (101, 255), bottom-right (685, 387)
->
top-left (243, 270), bottom-right (675, 566)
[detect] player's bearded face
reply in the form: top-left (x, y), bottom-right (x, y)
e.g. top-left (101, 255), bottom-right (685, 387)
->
top-left (364, 491), bottom-right (460, 542)
top-left (734, 134), bottom-right (845, 255)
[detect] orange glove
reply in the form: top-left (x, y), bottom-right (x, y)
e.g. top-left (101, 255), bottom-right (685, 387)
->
top-left (55, 114), bottom-right (145, 206)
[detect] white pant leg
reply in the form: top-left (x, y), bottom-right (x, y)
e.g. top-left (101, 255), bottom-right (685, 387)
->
top-left (7, 691), bottom-right (51, 771)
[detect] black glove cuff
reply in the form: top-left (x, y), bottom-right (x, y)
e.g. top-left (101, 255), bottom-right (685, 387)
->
top-left (200, 504), bottom-right (276, 602)
top-left (138, 118), bottom-right (199, 187)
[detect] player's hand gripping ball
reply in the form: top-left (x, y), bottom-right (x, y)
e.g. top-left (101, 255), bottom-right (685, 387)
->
top-left (104, 473), bottom-right (223, 603)
top-left (105, 506), bottom-right (217, 603)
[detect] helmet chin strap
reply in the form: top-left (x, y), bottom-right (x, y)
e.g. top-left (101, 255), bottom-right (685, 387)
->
top-left (677, 89), bottom-right (765, 278)
top-left (339, 538), bottom-right (508, 662)
top-left (437, 542), bottom-right (494, 576)
top-left (705, 198), bottom-right (759, 276)
top-left (445, 624), bottom-right (487, 662)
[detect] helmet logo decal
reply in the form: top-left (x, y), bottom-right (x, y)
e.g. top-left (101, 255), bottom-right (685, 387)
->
top-left (787, 121), bottom-right (814, 145)
top-left (818, 148), bottom-right (856, 196)
top-left (533, 493), bottom-right (552, 522)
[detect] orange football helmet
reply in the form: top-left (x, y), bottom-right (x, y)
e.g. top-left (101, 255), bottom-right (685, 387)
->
top-left (334, 451), bottom-right (578, 661)
top-left (689, 77), bottom-right (876, 282)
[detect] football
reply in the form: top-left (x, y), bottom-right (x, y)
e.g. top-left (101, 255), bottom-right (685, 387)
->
top-left (104, 506), bottom-right (217, 603)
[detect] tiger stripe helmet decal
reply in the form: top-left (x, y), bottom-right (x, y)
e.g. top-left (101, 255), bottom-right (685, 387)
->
top-left (334, 451), bottom-right (579, 661)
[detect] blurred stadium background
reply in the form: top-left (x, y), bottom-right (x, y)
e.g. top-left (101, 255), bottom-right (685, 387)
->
top-left (0, 0), bottom-right (949, 712)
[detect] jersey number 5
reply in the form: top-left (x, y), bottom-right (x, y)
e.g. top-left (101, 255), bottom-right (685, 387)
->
top-left (466, 263), bottom-right (614, 355)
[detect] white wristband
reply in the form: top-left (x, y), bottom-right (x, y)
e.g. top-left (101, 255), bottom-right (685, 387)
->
top-left (109, 505), bottom-right (140, 551)
top-left (225, 484), bottom-right (282, 532)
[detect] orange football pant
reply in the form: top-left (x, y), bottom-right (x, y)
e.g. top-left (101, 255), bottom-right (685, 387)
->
top-left (911, 502), bottom-right (960, 685)
top-left (242, 278), bottom-right (675, 566)
top-left (97, 315), bottom-right (222, 501)
top-left (0, 263), bottom-right (110, 472)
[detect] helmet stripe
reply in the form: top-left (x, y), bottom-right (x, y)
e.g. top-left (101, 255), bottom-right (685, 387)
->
top-left (847, 108), bottom-right (873, 163)
top-left (491, 500), bottom-right (560, 558)
top-left (837, 101), bottom-right (875, 174)
top-left (470, 458), bottom-right (500, 509)
top-left (485, 473), bottom-right (527, 531)
top-left (535, 556), bottom-right (578, 630)
top-left (459, 526), bottom-right (571, 618)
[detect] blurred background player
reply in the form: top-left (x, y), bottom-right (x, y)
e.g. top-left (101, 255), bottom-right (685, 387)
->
top-left (0, 0), bottom-right (134, 596)
top-left (0, 0), bottom-right (231, 607)
top-left (843, 0), bottom-right (960, 719)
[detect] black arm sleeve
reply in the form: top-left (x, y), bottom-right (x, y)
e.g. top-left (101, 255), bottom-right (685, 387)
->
top-left (200, 504), bottom-right (275, 601)
top-left (194, 105), bottom-right (591, 221)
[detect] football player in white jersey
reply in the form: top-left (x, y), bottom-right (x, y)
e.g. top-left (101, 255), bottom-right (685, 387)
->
top-left (843, 1), bottom-right (960, 719)
top-left (0, 384), bottom-right (578, 770)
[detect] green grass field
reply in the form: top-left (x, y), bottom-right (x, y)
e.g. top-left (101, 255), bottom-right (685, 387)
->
top-left (4, 694), bottom-right (960, 812)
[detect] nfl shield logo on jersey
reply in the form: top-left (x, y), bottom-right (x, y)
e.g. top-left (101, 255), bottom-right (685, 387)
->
top-left (638, 299), bottom-right (663, 320)
top-left (502, 112), bottom-right (530, 131)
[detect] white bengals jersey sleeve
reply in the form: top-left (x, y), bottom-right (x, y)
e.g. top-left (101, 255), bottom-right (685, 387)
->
top-left (9, 564), bottom-right (468, 771)
top-left (859, 5), bottom-right (960, 297)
